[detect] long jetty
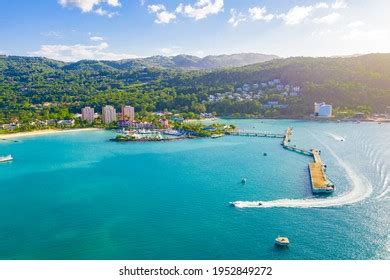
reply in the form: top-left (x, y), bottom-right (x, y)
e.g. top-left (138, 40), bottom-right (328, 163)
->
top-left (281, 128), bottom-right (334, 193)
top-left (228, 126), bottom-right (335, 194)
top-left (281, 128), bottom-right (313, 157)
top-left (227, 130), bottom-right (284, 138)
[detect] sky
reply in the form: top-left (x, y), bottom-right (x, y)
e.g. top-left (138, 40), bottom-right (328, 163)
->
top-left (0, 0), bottom-right (389, 61)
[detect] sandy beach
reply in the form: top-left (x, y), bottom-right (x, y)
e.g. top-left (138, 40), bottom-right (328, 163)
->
top-left (0, 128), bottom-right (102, 140)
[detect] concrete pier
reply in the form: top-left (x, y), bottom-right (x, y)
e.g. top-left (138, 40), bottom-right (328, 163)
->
top-left (227, 126), bottom-right (335, 194)
top-left (227, 131), bottom-right (284, 138)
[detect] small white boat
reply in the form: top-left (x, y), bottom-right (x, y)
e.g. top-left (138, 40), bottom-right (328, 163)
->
top-left (0, 155), bottom-right (13, 163)
top-left (275, 236), bottom-right (290, 247)
top-left (211, 134), bottom-right (224, 138)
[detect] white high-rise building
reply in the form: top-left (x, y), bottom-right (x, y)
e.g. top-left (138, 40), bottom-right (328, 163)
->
top-left (81, 106), bottom-right (95, 123)
top-left (122, 106), bottom-right (135, 121)
top-left (102, 105), bottom-right (117, 124)
top-left (314, 102), bottom-right (332, 118)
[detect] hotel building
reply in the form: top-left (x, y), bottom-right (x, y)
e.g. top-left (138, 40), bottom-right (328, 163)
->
top-left (102, 105), bottom-right (117, 124)
top-left (81, 106), bottom-right (95, 123)
top-left (122, 106), bottom-right (135, 121)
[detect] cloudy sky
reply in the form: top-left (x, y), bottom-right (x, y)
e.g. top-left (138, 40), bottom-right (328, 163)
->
top-left (0, 0), bottom-right (389, 61)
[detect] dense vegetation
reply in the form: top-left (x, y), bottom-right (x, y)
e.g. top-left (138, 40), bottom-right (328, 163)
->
top-left (1, 53), bottom-right (390, 124)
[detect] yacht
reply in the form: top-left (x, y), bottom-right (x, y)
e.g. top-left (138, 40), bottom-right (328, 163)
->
top-left (0, 155), bottom-right (13, 163)
top-left (163, 129), bottom-right (182, 136)
top-left (211, 134), bottom-right (224, 138)
top-left (275, 236), bottom-right (290, 247)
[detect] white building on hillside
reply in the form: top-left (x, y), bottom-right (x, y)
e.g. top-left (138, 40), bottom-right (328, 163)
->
top-left (314, 102), bottom-right (332, 118)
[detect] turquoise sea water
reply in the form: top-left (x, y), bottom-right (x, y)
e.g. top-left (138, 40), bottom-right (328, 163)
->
top-left (0, 119), bottom-right (389, 260)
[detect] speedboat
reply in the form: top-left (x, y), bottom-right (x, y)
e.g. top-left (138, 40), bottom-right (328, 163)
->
top-left (241, 178), bottom-right (247, 184)
top-left (275, 236), bottom-right (290, 247)
top-left (0, 155), bottom-right (13, 163)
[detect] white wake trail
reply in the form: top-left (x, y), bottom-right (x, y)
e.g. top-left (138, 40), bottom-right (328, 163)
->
top-left (232, 135), bottom-right (372, 209)
top-left (326, 132), bottom-right (346, 142)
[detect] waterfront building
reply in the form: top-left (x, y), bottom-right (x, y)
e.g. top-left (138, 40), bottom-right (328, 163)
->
top-left (57, 120), bottom-right (75, 126)
top-left (122, 106), bottom-right (135, 121)
top-left (159, 118), bottom-right (170, 128)
top-left (314, 102), bottom-right (333, 118)
top-left (81, 106), bottom-right (95, 123)
top-left (102, 105), bottom-right (117, 124)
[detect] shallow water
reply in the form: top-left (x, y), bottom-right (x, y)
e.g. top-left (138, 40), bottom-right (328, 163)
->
top-left (0, 120), bottom-right (389, 260)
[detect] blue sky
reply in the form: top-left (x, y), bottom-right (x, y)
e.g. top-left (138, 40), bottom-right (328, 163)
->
top-left (0, 0), bottom-right (389, 61)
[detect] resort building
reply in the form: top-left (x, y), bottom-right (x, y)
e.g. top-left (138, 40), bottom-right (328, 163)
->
top-left (102, 105), bottom-right (117, 124)
top-left (81, 106), bottom-right (95, 123)
top-left (314, 102), bottom-right (333, 118)
top-left (121, 105), bottom-right (135, 121)
top-left (57, 120), bottom-right (75, 127)
top-left (159, 118), bottom-right (170, 128)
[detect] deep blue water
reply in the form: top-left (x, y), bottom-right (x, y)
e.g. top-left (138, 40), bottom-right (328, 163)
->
top-left (0, 119), bottom-right (389, 260)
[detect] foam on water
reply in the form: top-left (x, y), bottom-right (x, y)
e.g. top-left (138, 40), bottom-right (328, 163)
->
top-left (232, 134), bottom-right (373, 209)
top-left (326, 132), bottom-right (346, 142)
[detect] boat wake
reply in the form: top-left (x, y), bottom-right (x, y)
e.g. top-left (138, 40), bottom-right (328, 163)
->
top-left (326, 132), bottom-right (346, 142)
top-left (232, 136), bottom-right (372, 209)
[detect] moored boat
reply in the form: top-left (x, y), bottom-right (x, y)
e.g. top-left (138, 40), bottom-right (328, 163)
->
top-left (211, 134), bottom-right (224, 138)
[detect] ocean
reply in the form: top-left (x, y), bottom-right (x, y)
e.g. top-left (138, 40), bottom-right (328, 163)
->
top-left (0, 119), bottom-right (389, 260)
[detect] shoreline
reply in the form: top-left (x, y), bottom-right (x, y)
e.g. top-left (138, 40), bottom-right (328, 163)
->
top-left (0, 128), bottom-right (102, 140)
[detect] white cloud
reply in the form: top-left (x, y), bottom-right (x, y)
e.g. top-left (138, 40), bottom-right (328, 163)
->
top-left (90, 36), bottom-right (104, 41)
top-left (160, 46), bottom-right (182, 55)
top-left (94, 7), bottom-right (118, 17)
top-left (278, 5), bottom-right (314, 25)
top-left (148, 4), bottom-right (164, 13)
top-left (58, 0), bottom-right (121, 17)
top-left (331, 0), bottom-right (347, 10)
top-left (147, 4), bottom-right (176, 24)
top-left (228, 9), bottom-right (246, 27)
top-left (315, 2), bottom-right (329, 9)
top-left (342, 20), bottom-right (386, 41)
top-left (176, 0), bottom-right (224, 21)
top-left (28, 42), bottom-right (137, 62)
top-left (342, 28), bottom-right (387, 41)
top-left (347, 21), bottom-right (365, 28)
top-left (313, 12), bottom-right (340, 24)
top-left (248, 6), bottom-right (274, 22)
top-left (41, 31), bottom-right (62, 38)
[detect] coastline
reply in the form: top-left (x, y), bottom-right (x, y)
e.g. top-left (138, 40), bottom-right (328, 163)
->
top-left (0, 128), bottom-right (102, 140)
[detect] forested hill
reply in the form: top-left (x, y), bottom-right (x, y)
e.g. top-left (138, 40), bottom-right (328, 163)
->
top-left (181, 53), bottom-right (390, 111)
top-left (107, 53), bottom-right (279, 70)
top-left (0, 53), bottom-right (390, 123)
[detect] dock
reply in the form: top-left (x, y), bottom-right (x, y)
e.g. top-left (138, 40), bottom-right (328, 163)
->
top-left (281, 129), bottom-right (334, 194)
top-left (282, 128), bottom-right (313, 157)
top-left (228, 126), bottom-right (335, 195)
top-left (308, 149), bottom-right (334, 193)
top-left (227, 131), bottom-right (284, 138)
